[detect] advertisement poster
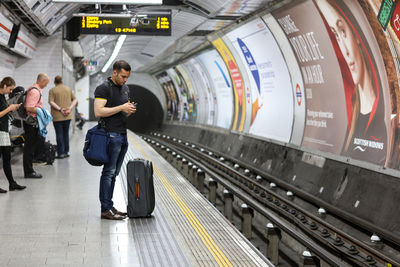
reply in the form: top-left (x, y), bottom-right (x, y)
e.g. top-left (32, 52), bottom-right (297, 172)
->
top-left (262, 13), bottom-right (306, 146)
top-left (183, 58), bottom-right (216, 124)
top-left (197, 49), bottom-right (234, 129)
top-left (313, 0), bottom-right (390, 165)
top-left (273, 1), bottom-right (349, 155)
top-left (167, 67), bottom-right (195, 122)
top-left (188, 58), bottom-right (216, 125)
top-left (175, 65), bottom-right (198, 122)
top-left (226, 17), bottom-right (294, 143)
top-left (272, 0), bottom-right (391, 165)
top-left (212, 38), bottom-right (247, 132)
top-left (364, 0), bottom-right (400, 168)
top-left (182, 61), bottom-right (208, 124)
top-left (156, 71), bottom-right (180, 121)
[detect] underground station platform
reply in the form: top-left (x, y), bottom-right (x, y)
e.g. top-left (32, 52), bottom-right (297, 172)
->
top-left (0, 127), bottom-right (271, 266)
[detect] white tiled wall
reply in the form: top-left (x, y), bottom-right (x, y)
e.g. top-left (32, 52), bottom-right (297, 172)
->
top-left (0, 49), bottom-right (17, 79)
top-left (14, 32), bottom-right (63, 112)
top-left (75, 74), bottom-right (89, 119)
top-left (13, 32), bottom-right (63, 143)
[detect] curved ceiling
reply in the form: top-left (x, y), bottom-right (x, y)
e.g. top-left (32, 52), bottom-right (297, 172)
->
top-left (1, 0), bottom-right (290, 73)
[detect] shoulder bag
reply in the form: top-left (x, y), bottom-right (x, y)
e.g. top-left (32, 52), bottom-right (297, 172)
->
top-left (83, 123), bottom-right (110, 166)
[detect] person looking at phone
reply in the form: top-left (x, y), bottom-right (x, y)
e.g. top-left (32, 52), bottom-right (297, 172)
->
top-left (0, 77), bottom-right (26, 193)
top-left (94, 60), bottom-right (136, 220)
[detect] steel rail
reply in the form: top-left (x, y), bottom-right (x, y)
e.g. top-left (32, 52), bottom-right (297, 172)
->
top-left (146, 134), bottom-right (400, 266)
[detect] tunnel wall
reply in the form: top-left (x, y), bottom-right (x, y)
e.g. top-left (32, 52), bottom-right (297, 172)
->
top-left (87, 71), bottom-right (165, 121)
top-left (153, 0), bottom-right (400, 176)
top-left (126, 84), bottom-right (164, 133)
top-left (157, 122), bottom-right (400, 237)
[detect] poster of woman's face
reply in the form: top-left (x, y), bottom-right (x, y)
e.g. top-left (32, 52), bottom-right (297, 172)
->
top-left (314, 0), bottom-right (389, 165)
top-left (318, 2), bottom-right (364, 85)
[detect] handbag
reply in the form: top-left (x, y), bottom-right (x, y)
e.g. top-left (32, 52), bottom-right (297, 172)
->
top-left (83, 124), bottom-right (110, 166)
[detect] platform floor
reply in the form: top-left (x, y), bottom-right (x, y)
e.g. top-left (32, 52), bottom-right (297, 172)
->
top-left (0, 123), bottom-right (271, 267)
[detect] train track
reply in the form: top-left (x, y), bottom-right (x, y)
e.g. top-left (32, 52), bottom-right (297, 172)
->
top-left (142, 132), bottom-right (400, 267)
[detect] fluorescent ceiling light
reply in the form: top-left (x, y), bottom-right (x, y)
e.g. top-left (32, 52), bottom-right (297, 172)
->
top-left (52, 0), bottom-right (162, 4)
top-left (101, 35), bottom-right (127, 73)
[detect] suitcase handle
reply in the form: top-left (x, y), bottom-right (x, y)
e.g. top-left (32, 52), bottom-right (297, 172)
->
top-left (135, 177), bottom-right (140, 200)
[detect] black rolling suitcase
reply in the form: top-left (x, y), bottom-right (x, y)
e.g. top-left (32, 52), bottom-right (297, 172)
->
top-left (127, 159), bottom-right (155, 218)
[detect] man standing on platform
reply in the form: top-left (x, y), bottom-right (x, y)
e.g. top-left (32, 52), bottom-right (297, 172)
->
top-left (49, 75), bottom-right (77, 159)
top-left (94, 60), bottom-right (136, 220)
top-left (24, 73), bottom-right (50, 179)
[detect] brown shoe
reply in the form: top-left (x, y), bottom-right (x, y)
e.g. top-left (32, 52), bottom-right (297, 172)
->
top-left (112, 207), bottom-right (127, 217)
top-left (101, 210), bottom-right (125, 220)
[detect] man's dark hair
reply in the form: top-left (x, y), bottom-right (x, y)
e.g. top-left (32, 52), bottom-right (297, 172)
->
top-left (113, 60), bottom-right (131, 72)
top-left (54, 75), bottom-right (63, 85)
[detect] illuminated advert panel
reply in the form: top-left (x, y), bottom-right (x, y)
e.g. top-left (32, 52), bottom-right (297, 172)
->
top-left (225, 17), bottom-right (294, 143)
top-left (262, 13), bottom-right (306, 146)
top-left (273, 0), bottom-right (349, 156)
top-left (156, 71), bottom-right (180, 121)
top-left (273, 0), bottom-right (390, 166)
top-left (182, 60), bottom-right (209, 125)
top-left (80, 11), bottom-right (171, 35)
top-left (212, 38), bottom-right (247, 132)
top-left (197, 49), bottom-right (234, 129)
top-left (190, 58), bottom-right (216, 126)
top-left (175, 64), bottom-right (198, 123)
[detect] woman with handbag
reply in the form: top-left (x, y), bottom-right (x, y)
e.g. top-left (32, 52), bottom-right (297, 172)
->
top-left (0, 77), bottom-right (26, 193)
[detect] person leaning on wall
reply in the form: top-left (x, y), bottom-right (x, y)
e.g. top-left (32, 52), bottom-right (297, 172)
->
top-left (0, 77), bottom-right (26, 193)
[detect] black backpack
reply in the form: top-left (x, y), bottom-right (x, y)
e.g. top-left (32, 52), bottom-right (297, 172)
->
top-left (34, 137), bottom-right (56, 165)
top-left (8, 87), bottom-right (41, 125)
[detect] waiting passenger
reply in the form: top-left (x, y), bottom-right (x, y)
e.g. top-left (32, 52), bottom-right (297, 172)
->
top-left (48, 75), bottom-right (77, 159)
top-left (23, 73), bottom-right (50, 179)
top-left (75, 107), bottom-right (86, 130)
top-left (0, 77), bottom-right (26, 193)
top-left (94, 60), bottom-right (136, 220)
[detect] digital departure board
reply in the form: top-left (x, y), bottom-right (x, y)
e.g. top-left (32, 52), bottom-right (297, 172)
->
top-left (80, 11), bottom-right (171, 35)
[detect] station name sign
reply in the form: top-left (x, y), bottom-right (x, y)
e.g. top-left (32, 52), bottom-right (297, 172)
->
top-left (80, 11), bottom-right (171, 35)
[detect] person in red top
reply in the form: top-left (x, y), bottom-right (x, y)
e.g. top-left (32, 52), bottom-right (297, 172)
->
top-left (23, 73), bottom-right (50, 179)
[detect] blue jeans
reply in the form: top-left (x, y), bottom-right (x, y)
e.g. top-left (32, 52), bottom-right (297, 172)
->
top-left (99, 132), bottom-right (128, 212)
top-left (53, 120), bottom-right (70, 156)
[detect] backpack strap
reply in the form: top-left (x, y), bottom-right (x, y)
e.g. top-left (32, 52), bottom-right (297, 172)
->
top-left (25, 87), bottom-right (42, 106)
top-left (103, 80), bottom-right (113, 108)
top-left (98, 81), bottom-right (113, 129)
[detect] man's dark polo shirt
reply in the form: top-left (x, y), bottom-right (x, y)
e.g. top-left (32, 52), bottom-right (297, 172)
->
top-left (94, 77), bottom-right (130, 133)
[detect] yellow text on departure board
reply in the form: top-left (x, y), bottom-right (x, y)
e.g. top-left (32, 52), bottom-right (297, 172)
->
top-left (82, 17), bottom-right (112, 29)
top-left (157, 17), bottom-right (170, 29)
top-left (115, 28), bottom-right (137, 33)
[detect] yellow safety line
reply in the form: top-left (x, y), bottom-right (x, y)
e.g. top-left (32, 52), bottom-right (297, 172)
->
top-left (129, 136), bottom-right (233, 267)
